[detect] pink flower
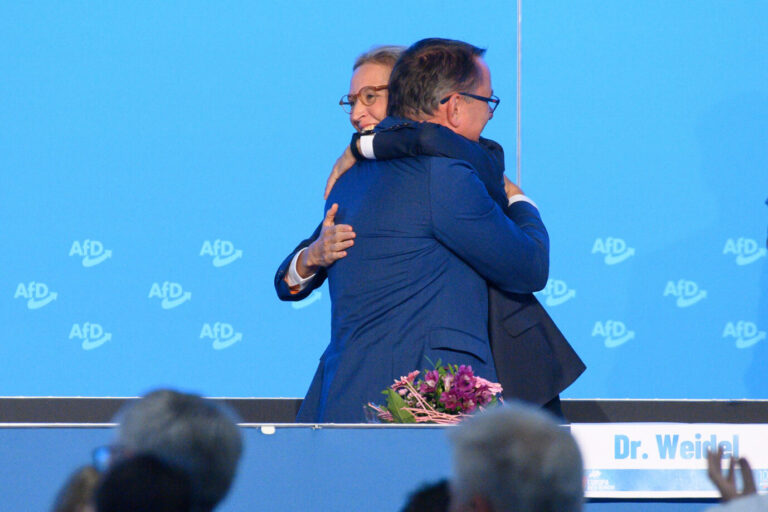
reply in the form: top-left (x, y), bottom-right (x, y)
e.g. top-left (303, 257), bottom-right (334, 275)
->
top-left (419, 370), bottom-right (440, 394)
top-left (461, 398), bottom-right (477, 413)
top-left (442, 374), bottom-right (453, 392)
top-left (393, 370), bottom-right (420, 388)
top-left (474, 376), bottom-right (503, 395)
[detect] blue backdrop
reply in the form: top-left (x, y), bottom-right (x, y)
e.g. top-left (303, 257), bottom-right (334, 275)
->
top-left (1, 1), bottom-right (765, 399)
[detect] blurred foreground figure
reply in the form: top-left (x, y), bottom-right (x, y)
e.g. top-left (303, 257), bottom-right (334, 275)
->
top-left (401, 479), bottom-right (451, 512)
top-left (449, 403), bottom-right (583, 512)
top-left (94, 455), bottom-right (192, 512)
top-left (51, 465), bottom-right (99, 512)
top-left (112, 389), bottom-right (243, 512)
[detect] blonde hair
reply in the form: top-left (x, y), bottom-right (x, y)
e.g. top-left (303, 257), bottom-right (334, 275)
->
top-left (353, 45), bottom-right (405, 70)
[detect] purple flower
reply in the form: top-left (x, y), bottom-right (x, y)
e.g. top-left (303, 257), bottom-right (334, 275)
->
top-left (477, 387), bottom-right (494, 406)
top-left (454, 365), bottom-right (476, 394)
top-left (439, 390), bottom-right (460, 410)
top-left (419, 370), bottom-right (440, 394)
top-left (461, 398), bottom-right (477, 413)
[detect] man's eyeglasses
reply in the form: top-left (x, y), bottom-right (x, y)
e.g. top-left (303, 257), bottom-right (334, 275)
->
top-left (339, 85), bottom-right (388, 114)
top-left (440, 92), bottom-right (501, 114)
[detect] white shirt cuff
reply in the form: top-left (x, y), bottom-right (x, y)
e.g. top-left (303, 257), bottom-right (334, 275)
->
top-left (359, 133), bottom-right (376, 159)
top-left (508, 194), bottom-right (538, 209)
top-left (286, 247), bottom-right (316, 290)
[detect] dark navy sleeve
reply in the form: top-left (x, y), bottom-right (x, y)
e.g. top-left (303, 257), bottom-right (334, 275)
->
top-left (429, 158), bottom-right (550, 294)
top-left (478, 136), bottom-right (505, 173)
top-left (274, 222), bottom-right (328, 301)
top-left (370, 121), bottom-right (508, 209)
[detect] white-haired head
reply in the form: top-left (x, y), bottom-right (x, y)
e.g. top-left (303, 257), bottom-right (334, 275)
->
top-left (449, 402), bottom-right (583, 512)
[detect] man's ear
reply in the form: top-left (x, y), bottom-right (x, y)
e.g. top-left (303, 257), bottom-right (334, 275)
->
top-left (445, 94), bottom-right (462, 129)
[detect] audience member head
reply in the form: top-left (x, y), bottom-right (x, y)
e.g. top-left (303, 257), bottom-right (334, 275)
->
top-left (113, 389), bottom-right (243, 512)
top-left (448, 402), bottom-right (583, 512)
top-left (387, 38), bottom-right (486, 121)
top-left (51, 465), bottom-right (100, 512)
top-left (94, 454), bottom-right (192, 512)
top-left (401, 479), bottom-right (451, 512)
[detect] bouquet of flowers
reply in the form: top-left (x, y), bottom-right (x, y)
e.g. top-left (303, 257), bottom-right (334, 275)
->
top-left (366, 362), bottom-right (503, 424)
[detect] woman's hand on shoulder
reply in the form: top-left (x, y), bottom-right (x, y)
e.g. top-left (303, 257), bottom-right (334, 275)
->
top-left (325, 146), bottom-right (357, 199)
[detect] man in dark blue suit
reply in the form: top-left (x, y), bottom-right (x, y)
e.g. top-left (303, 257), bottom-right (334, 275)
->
top-left (279, 39), bottom-right (550, 422)
top-left (349, 122), bottom-right (586, 418)
top-left (276, 122), bottom-right (586, 419)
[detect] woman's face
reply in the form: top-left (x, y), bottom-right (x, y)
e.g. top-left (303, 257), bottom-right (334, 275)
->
top-left (347, 62), bottom-right (392, 132)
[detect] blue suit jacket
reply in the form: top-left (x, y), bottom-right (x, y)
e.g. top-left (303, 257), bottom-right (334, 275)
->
top-left (276, 120), bottom-right (585, 416)
top-left (281, 119), bottom-right (549, 422)
top-left (363, 121), bottom-right (586, 407)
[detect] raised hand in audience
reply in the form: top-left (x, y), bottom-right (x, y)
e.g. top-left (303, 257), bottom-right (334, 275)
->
top-left (707, 446), bottom-right (757, 502)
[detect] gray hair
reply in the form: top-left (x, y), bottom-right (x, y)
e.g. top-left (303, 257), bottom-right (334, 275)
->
top-left (353, 45), bottom-right (405, 71)
top-left (114, 389), bottom-right (243, 512)
top-left (449, 402), bottom-right (583, 512)
top-left (387, 38), bottom-right (486, 120)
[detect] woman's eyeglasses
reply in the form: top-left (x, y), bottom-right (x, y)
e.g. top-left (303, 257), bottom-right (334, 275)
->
top-left (339, 85), bottom-right (388, 114)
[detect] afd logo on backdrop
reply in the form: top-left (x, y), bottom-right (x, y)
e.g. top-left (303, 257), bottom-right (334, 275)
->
top-left (663, 280), bottom-right (707, 308)
top-left (148, 282), bottom-right (191, 309)
top-left (14, 282), bottom-right (57, 309)
top-left (292, 289), bottom-right (322, 310)
top-left (200, 240), bottom-right (243, 267)
top-left (69, 239), bottom-right (112, 267)
top-left (200, 322), bottom-right (242, 350)
top-left (592, 320), bottom-right (635, 348)
top-left (69, 322), bottom-right (112, 350)
top-left (723, 321), bottom-right (766, 349)
top-left (723, 238), bottom-right (767, 265)
top-left (592, 237), bottom-right (635, 265)
top-left (538, 279), bottom-right (576, 306)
